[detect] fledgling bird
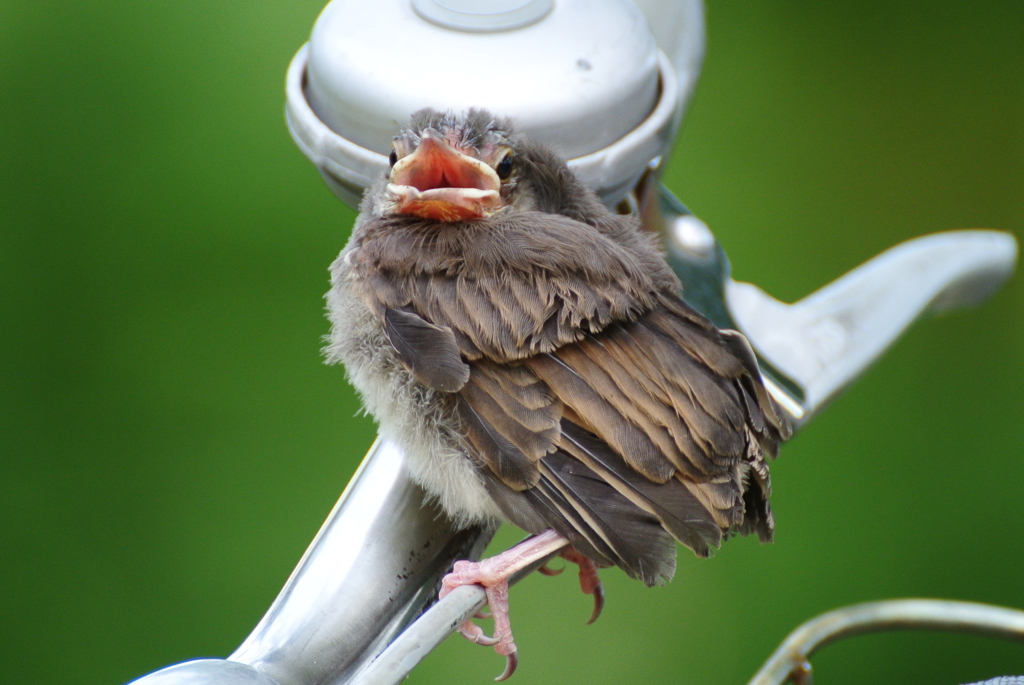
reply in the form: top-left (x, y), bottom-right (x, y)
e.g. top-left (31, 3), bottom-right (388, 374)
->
top-left (325, 108), bottom-right (791, 679)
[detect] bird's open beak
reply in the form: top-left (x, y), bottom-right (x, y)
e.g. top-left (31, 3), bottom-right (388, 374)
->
top-left (386, 128), bottom-right (504, 221)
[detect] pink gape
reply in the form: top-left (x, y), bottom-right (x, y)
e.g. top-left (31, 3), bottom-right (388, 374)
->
top-left (439, 530), bottom-right (605, 680)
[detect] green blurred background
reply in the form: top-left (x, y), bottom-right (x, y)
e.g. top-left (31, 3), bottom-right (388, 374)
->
top-left (2, 1), bottom-right (1022, 683)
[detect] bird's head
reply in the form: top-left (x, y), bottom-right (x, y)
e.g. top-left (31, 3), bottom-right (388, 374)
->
top-left (382, 109), bottom-right (524, 222)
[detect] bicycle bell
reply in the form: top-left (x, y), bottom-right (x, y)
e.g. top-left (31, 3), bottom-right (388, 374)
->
top-left (285, 0), bottom-right (705, 208)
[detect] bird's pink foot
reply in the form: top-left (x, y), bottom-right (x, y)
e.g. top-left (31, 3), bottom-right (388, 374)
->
top-left (559, 548), bottom-right (605, 624)
top-left (440, 530), bottom-right (568, 680)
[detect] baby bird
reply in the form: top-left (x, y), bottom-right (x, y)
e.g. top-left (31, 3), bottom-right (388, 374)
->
top-left (325, 108), bottom-right (790, 679)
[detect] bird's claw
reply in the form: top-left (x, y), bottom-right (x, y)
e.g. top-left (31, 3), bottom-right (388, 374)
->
top-left (495, 651), bottom-right (518, 681)
top-left (543, 547), bottom-right (605, 625)
top-left (439, 531), bottom-right (571, 679)
top-left (536, 561), bottom-right (564, 576)
top-left (586, 583), bottom-right (604, 625)
top-left (456, 620), bottom-right (500, 646)
top-left (441, 563), bottom-right (519, 676)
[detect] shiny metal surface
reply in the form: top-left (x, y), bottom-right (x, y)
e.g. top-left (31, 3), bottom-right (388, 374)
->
top-left (632, 0), bottom-right (705, 121)
top-left (726, 229), bottom-right (1018, 421)
top-left (286, 47), bottom-right (678, 209)
top-left (645, 182), bottom-right (1018, 423)
top-left (410, 0), bottom-right (554, 33)
top-left (747, 599), bottom-right (1024, 685)
top-left (228, 439), bottom-right (494, 685)
top-left (124, 660), bottom-right (282, 685)
top-left (127, 440), bottom-right (493, 685)
top-left (352, 546), bottom-right (562, 685)
top-left (307, 0), bottom-right (657, 159)
top-left (286, 1), bottom-right (705, 208)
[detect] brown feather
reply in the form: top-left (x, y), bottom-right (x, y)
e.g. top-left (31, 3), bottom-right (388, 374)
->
top-left (600, 320), bottom-right (743, 474)
top-left (454, 394), bottom-right (537, 491)
top-left (383, 307), bottom-right (469, 392)
top-left (537, 455), bottom-right (675, 585)
top-left (719, 328), bottom-right (794, 442)
top-left (572, 333), bottom-right (712, 477)
top-left (470, 362), bottom-right (562, 434)
top-left (552, 342), bottom-right (686, 480)
top-left (352, 213), bottom-right (662, 359)
top-left (633, 319), bottom-right (747, 455)
top-left (460, 371), bottom-right (558, 461)
top-left (559, 422), bottom-right (722, 556)
top-left (648, 301), bottom-right (745, 377)
top-left (524, 353), bottom-right (676, 483)
top-left (525, 474), bottom-right (618, 567)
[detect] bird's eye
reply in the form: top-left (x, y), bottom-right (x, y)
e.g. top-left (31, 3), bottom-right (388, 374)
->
top-left (389, 149), bottom-right (398, 167)
top-left (495, 152), bottom-right (514, 180)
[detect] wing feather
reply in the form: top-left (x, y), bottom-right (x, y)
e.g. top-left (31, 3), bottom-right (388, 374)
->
top-left (524, 353), bottom-right (676, 483)
top-left (350, 210), bottom-right (789, 579)
top-left (454, 394), bottom-right (537, 491)
top-left (559, 421), bottom-right (722, 556)
top-left (459, 372), bottom-right (557, 462)
top-left (537, 454), bottom-right (675, 585)
top-left (382, 307), bottom-right (470, 392)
